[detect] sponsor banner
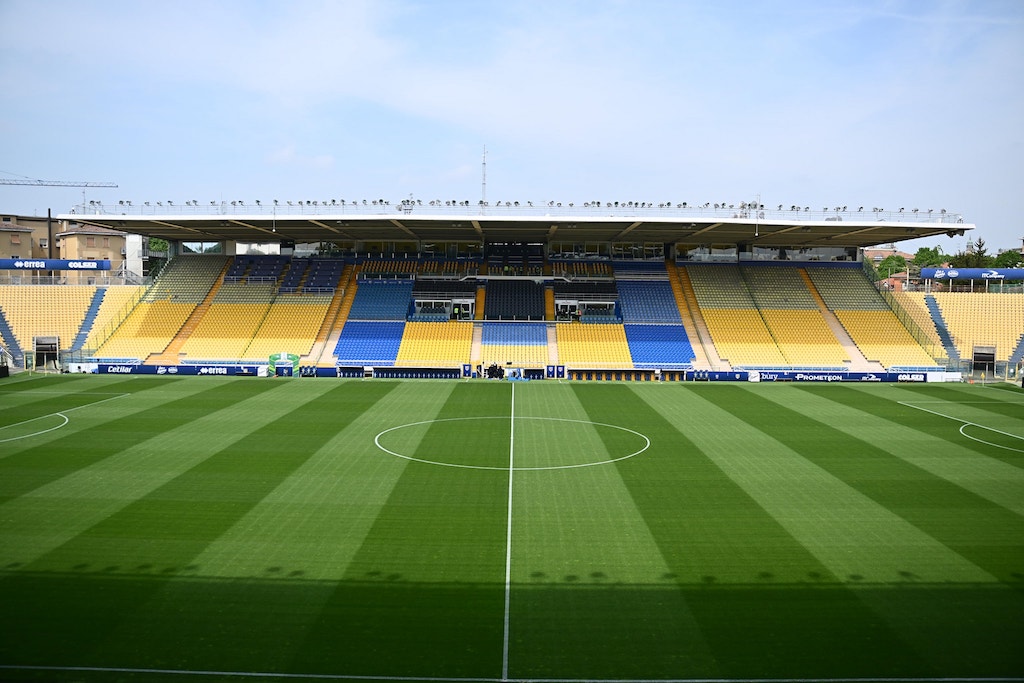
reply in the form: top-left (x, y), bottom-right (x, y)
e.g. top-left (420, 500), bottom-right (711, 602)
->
top-left (0, 258), bottom-right (112, 271)
top-left (751, 371), bottom-right (926, 382)
top-left (921, 267), bottom-right (1024, 280)
top-left (99, 364), bottom-right (263, 376)
top-left (688, 371), bottom-right (749, 381)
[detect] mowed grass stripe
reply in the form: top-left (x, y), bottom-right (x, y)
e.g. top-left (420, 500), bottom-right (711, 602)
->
top-left (638, 384), bottom-right (996, 583)
top-left (81, 381), bottom-right (403, 675)
top-left (580, 384), bottom-right (939, 680)
top-left (854, 383), bottom-right (1024, 467)
top-left (893, 383), bottom-right (1024, 441)
top-left (289, 383), bottom-right (509, 679)
top-left (575, 385), bottom-right (834, 583)
top-left (508, 383), bottom-right (718, 680)
top-left (0, 379), bottom-right (341, 571)
top-left (0, 381), bottom-right (397, 670)
top-left (709, 384), bottom-right (1024, 586)
top-left (124, 383), bottom-right (462, 675)
top-left (0, 375), bottom-right (154, 430)
top-left (756, 384), bottom-right (1024, 517)
top-left (636, 383), bottom-right (1024, 677)
top-left (0, 377), bottom-right (264, 502)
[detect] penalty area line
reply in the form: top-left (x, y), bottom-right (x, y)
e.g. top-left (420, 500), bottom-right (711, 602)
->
top-left (898, 401), bottom-right (1024, 441)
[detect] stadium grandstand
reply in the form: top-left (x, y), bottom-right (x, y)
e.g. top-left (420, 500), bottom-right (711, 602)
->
top-left (2, 201), bottom-right (1021, 382)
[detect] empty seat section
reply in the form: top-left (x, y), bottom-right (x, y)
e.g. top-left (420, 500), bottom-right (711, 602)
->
top-left (347, 281), bottom-right (414, 320)
top-left (94, 301), bottom-right (194, 359)
top-left (805, 267), bottom-right (888, 310)
top-left (333, 320), bottom-right (405, 365)
top-left (360, 260), bottom-right (418, 278)
top-left (303, 260), bottom-right (346, 292)
top-left (175, 282), bottom-right (276, 360)
top-left (611, 261), bottom-right (668, 278)
top-left (95, 255), bottom-right (225, 359)
top-left (480, 322), bottom-right (548, 366)
top-left (807, 267), bottom-right (937, 368)
top-left (759, 309), bottom-right (849, 367)
top-left (396, 321), bottom-right (474, 366)
top-left (178, 303), bottom-right (269, 360)
top-left (741, 266), bottom-right (818, 309)
top-left (686, 264), bottom-right (757, 308)
top-left (142, 255), bottom-right (226, 303)
top-left (929, 292), bottom-right (1024, 362)
top-left (278, 258), bottom-right (311, 293)
top-left (242, 295), bottom-right (332, 360)
top-left (83, 285), bottom-right (145, 350)
top-left (834, 309), bottom-right (938, 368)
top-left (0, 285), bottom-right (97, 352)
top-left (224, 255), bottom-right (288, 283)
top-left (616, 281), bottom-right (681, 323)
top-left (484, 280), bottom-right (545, 320)
top-left (891, 291), bottom-right (945, 350)
top-left (624, 324), bottom-right (695, 367)
top-left (700, 309), bottom-right (787, 367)
top-left (555, 323), bottom-right (633, 367)
top-left (687, 265), bottom-right (785, 366)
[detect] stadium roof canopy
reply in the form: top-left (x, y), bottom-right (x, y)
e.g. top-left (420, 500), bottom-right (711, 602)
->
top-left (59, 204), bottom-right (971, 248)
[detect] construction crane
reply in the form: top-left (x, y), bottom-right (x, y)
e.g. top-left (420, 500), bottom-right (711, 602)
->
top-left (0, 178), bottom-right (117, 188)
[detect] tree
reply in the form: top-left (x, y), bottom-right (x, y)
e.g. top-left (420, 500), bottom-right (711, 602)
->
top-left (948, 238), bottom-right (992, 268)
top-left (877, 254), bottom-right (907, 277)
top-left (147, 237), bottom-right (169, 253)
top-left (993, 249), bottom-right (1024, 268)
top-left (912, 245), bottom-right (947, 268)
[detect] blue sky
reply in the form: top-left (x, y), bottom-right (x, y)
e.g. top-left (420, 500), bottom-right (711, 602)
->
top-left (1, 0), bottom-right (1022, 253)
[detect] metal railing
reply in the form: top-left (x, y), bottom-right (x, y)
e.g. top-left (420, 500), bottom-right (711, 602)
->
top-left (69, 201), bottom-right (966, 225)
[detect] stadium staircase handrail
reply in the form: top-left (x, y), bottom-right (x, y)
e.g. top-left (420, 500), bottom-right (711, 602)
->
top-left (83, 283), bottom-right (148, 356)
top-left (876, 288), bottom-right (947, 366)
top-left (859, 259), bottom-right (947, 366)
top-left (738, 266), bottom-right (789, 364)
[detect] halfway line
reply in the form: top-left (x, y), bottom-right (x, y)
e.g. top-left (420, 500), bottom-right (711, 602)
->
top-left (501, 381), bottom-right (515, 680)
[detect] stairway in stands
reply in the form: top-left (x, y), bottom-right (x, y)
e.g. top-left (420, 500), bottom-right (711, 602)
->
top-left (305, 265), bottom-right (354, 365)
top-left (146, 259), bottom-right (231, 365)
top-left (923, 295), bottom-right (961, 363)
top-left (315, 266), bottom-right (360, 366)
top-left (668, 262), bottom-right (717, 370)
top-left (798, 268), bottom-right (878, 371)
top-left (0, 307), bottom-right (23, 364)
top-left (475, 285), bottom-right (486, 320)
top-left (69, 288), bottom-right (107, 352)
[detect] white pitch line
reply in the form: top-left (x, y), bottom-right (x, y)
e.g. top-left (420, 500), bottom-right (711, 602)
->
top-left (0, 392), bottom-right (130, 444)
top-left (898, 401), bottom-right (1024, 443)
top-left (501, 381), bottom-right (515, 681)
top-left (0, 665), bottom-right (1020, 683)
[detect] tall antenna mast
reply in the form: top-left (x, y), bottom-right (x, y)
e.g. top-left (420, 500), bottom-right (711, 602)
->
top-left (481, 145), bottom-right (487, 213)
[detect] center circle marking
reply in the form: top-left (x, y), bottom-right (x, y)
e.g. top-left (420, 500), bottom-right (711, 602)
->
top-left (374, 416), bottom-right (651, 471)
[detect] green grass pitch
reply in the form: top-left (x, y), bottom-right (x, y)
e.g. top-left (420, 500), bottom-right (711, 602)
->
top-left (1, 375), bottom-right (1022, 682)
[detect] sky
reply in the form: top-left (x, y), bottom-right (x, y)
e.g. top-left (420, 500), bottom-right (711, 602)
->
top-left (1, 0), bottom-right (1022, 253)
